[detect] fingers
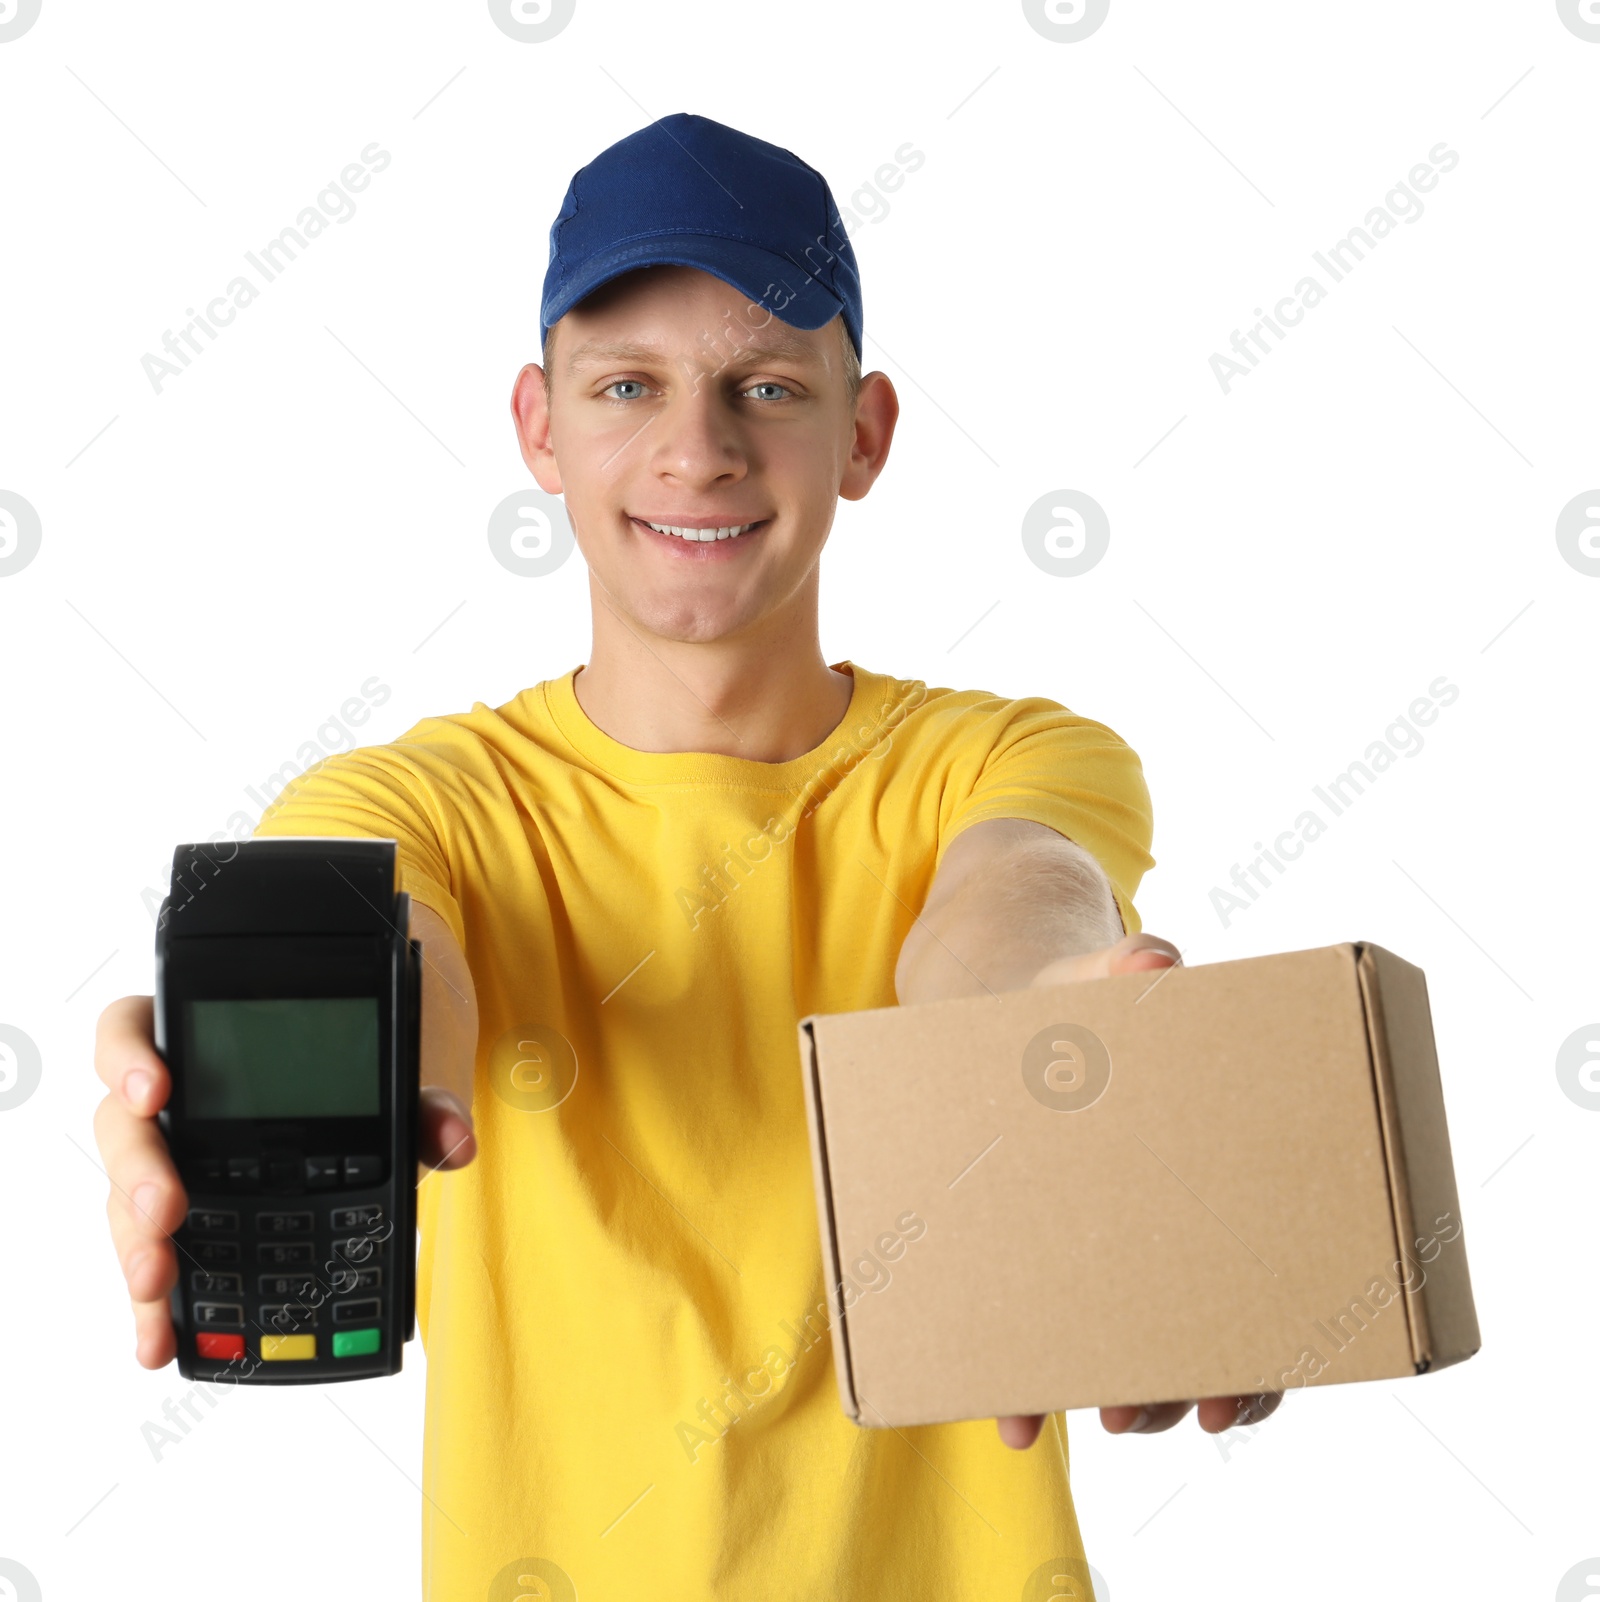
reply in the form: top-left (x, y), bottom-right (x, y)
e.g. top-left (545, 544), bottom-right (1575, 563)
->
top-left (1104, 933), bottom-right (1182, 975)
top-left (94, 1083), bottom-right (185, 1223)
top-left (129, 1287), bottom-right (179, 1370)
top-left (1029, 932), bottom-right (1183, 991)
top-left (418, 1086), bottom-right (477, 1173)
top-left (94, 994), bottom-right (170, 1113)
top-left (105, 1180), bottom-right (181, 1304)
top-left (1100, 1393), bottom-right (1286, 1436)
top-left (1196, 1391), bottom-right (1284, 1433)
top-left (95, 1098), bottom-right (185, 1369)
top-left (1101, 1400), bottom-right (1196, 1434)
top-left (94, 995), bottom-right (185, 1368)
top-left (995, 1412), bottom-right (1046, 1450)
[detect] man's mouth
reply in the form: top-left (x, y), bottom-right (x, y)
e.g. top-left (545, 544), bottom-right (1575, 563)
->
top-left (629, 515), bottom-right (769, 544)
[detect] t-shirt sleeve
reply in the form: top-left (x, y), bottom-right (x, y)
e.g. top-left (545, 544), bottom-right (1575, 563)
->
top-left (935, 696), bottom-right (1156, 936)
top-left (251, 746), bottom-right (467, 954)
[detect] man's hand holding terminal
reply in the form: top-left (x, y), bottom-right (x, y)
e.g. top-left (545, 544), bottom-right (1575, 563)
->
top-left (92, 901), bottom-right (479, 1369)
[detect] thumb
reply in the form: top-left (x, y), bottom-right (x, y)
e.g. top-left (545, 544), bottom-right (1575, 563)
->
top-left (419, 1086), bottom-right (477, 1172)
top-left (1105, 932), bottom-right (1182, 975)
top-left (1029, 932), bottom-right (1182, 990)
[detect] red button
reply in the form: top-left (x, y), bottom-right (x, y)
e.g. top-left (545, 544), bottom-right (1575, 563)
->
top-left (196, 1331), bottom-right (245, 1360)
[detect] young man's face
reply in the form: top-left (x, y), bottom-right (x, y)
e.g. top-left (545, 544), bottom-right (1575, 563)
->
top-left (512, 264), bottom-right (896, 647)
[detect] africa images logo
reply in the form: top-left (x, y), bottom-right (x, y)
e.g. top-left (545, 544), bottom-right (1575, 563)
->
top-left (0, 489), bottom-right (42, 576)
top-left (0, 0), bottom-right (41, 42)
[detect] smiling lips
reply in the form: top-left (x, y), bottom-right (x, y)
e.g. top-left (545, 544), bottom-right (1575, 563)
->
top-left (631, 515), bottom-right (768, 543)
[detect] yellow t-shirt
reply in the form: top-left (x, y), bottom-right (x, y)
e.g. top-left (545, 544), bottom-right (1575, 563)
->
top-left (253, 659), bottom-right (1154, 1600)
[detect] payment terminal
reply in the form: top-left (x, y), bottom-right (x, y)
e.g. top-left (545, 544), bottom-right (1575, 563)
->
top-left (153, 837), bottom-right (420, 1382)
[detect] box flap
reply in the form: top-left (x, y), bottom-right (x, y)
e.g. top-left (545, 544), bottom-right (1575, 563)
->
top-left (1354, 943), bottom-right (1481, 1372)
top-left (796, 1016), bottom-right (860, 1420)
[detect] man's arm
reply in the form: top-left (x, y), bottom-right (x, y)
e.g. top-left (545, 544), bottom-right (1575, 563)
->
top-left (895, 817), bottom-right (1126, 1005)
top-left (411, 900), bottom-right (481, 1166)
top-left (894, 817), bottom-right (1284, 1449)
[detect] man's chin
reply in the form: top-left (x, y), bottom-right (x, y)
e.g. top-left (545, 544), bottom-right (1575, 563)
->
top-left (604, 587), bottom-right (764, 648)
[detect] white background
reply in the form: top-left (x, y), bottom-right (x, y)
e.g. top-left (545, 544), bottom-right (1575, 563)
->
top-left (1, 1), bottom-right (1596, 1598)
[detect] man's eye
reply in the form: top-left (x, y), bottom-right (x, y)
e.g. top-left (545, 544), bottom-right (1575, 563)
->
top-left (599, 378), bottom-right (792, 403)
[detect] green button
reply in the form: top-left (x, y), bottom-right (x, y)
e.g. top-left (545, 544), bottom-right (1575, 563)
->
top-left (332, 1327), bottom-right (382, 1359)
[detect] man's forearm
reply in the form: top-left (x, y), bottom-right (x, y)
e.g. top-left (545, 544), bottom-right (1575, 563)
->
top-left (895, 820), bottom-right (1125, 1005)
top-left (413, 901), bottom-right (480, 1114)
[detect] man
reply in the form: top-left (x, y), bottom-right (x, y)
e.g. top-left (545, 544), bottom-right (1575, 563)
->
top-left (94, 113), bottom-right (1279, 1597)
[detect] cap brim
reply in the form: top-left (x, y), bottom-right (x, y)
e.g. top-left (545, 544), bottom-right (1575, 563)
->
top-left (541, 232), bottom-right (846, 342)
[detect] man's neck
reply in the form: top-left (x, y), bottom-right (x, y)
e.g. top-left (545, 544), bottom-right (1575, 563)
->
top-left (572, 598), bottom-right (854, 764)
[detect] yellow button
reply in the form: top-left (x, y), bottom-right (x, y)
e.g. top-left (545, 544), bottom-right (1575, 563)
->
top-left (260, 1334), bottom-right (316, 1361)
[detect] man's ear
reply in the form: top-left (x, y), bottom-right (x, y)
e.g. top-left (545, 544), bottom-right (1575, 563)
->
top-left (838, 369), bottom-right (899, 503)
top-left (510, 363), bottom-right (563, 494)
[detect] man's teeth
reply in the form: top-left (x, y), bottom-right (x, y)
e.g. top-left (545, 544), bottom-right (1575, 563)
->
top-left (644, 520), bottom-right (759, 542)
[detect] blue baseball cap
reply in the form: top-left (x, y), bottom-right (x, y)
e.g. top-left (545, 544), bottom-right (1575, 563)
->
top-left (540, 113), bottom-right (863, 365)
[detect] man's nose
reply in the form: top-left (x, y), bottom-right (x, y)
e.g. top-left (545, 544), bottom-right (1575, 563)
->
top-left (646, 389), bottom-right (750, 484)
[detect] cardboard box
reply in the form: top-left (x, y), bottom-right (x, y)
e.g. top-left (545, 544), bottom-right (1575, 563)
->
top-left (797, 942), bottom-right (1480, 1428)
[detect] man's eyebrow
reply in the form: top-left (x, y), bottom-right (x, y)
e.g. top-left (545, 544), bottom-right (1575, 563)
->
top-left (564, 329), bottom-right (822, 373)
